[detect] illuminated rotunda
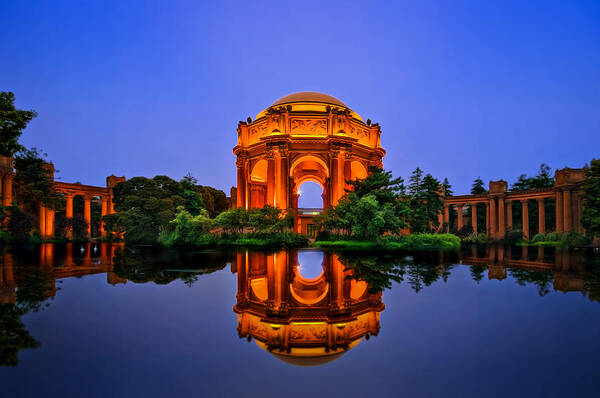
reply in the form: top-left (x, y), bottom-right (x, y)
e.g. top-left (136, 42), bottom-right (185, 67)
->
top-left (232, 92), bottom-right (386, 233)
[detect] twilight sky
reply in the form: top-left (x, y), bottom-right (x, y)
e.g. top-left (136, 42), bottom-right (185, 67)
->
top-left (1, 1), bottom-right (599, 197)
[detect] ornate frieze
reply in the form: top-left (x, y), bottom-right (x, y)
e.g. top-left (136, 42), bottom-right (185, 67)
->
top-left (290, 119), bottom-right (328, 135)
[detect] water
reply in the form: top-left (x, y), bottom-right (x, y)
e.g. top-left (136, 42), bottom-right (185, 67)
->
top-left (1, 243), bottom-right (599, 397)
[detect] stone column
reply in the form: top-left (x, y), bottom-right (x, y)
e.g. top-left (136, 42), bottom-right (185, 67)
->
top-left (2, 175), bottom-right (12, 206)
top-left (555, 190), bottom-right (563, 233)
top-left (39, 206), bottom-right (46, 237)
top-left (537, 198), bottom-right (545, 235)
top-left (489, 199), bottom-right (497, 238)
top-left (563, 189), bottom-right (572, 232)
top-left (485, 202), bottom-right (490, 235)
top-left (267, 155), bottom-right (276, 207)
top-left (498, 198), bottom-right (506, 239)
top-left (100, 197), bottom-right (108, 237)
top-left (443, 204), bottom-right (450, 226)
top-left (573, 192), bottom-right (582, 233)
top-left (45, 208), bottom-right (55, 238)
top-left (84, 197), bottom-right (92, 237)
top-left (471, 203), bottom-right (478, 232)
top-left (279, 151), bottom-right (289, 210)
top-left (236, 159), bottom-right (246, 209)
top-left (64, 195), bottom-right (73, 239)
top-left (506, 200), bottom-right (513, 231)
top-left (456, 204), bottom-right (463, 230)
top-left (330, 151), bottom-right (340, 205)
top-left (521, 200), bottom-right (529, 240)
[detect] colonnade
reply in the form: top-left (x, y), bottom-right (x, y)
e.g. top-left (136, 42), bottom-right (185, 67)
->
top-left (443, 168), bottom-right (586, 239)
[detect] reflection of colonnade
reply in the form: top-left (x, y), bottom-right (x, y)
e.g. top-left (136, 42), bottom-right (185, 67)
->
top-left (443, 168), bottom-right (586, 239)
top-left (232, 250), bottom-right (384, 366)
top-left (0, 243), bottom-right (126, 304)
top-left (459, 245), bottom-right (587, 293)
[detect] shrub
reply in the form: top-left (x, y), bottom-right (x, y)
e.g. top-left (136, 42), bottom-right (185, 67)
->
top-left (462, 233), bottom-right (487, 244)
top-left (531, 233), bottom-right (545, 243)
top-left (561, 231), bottom-right (591, 247)
top-left (505, 229), bottom-right (523, 245)
top-left (545, 232), bottom-right (562, 242)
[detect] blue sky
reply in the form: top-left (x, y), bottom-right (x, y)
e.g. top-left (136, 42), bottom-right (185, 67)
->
top-left (1, 0), bottom-right (599, 199)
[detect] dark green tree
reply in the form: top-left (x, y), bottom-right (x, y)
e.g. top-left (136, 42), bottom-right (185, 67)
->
top-left (442, 177), bottom-right (453, 197)
top-left (407, 169), bottom-right (443, 233)
top-left (13, 148), bottom-right (64, 210)
top-left (582, 158), bottom-right (600, 238)
top-left (0, 92), bottom-right (38, 157)
top-left (109, 176), bottom-right (185, 243)
top-left (179, 173), bottom-right (204, 216)
top-left (318, 167), bottom-right (409, 240)
top-left (471, 177), bottom-right (488, 194)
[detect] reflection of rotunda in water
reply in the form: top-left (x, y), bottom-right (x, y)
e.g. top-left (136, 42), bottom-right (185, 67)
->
top-left (232, 249), bottom-right (385, 366)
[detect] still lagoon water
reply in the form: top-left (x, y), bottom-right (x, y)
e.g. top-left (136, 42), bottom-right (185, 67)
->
top-left (1, 243), bottom-right (599, 397)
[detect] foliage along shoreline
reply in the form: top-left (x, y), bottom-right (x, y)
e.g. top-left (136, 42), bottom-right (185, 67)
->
top-left (1, 91), bottom-right (600, 251)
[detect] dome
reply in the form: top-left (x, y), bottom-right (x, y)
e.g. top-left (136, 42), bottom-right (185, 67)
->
top-left (256, 91), bottom-right (362, 121)
top-left (271, 92), bottom-right (348, 108)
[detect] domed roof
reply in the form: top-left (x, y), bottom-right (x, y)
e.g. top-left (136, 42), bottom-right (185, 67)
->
top-left (271, 92), bottom-right (348, 108)
top-left (256, 91), bottom-right (362, 121)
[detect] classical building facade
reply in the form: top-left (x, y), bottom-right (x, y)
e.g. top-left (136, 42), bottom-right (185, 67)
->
top-left (232, 92), bottom-right (385, 233)
top-left (442, 168), bottom-right (586, 239)
top-left (0, 155), bottom-right (125, 238)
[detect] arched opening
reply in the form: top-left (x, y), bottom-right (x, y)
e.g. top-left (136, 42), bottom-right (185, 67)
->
top-left (297, 181), bottom-right (324, 209)
top-left (296, 180), bottom-right (324, 237)
top-left (296, 250), bottom-right (325, 280)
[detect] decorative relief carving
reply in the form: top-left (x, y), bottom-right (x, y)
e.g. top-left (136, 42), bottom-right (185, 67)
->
top-left (350, 125), bottom-right (369, 138)
top-left (290, 119), bottom-right (328, 135)
top-left (249, 123), bottom-right (268, 137)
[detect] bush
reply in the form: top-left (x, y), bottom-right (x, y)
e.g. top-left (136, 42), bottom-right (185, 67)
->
top-left (531, 233), bottom-right (545, 243)
top-left (505, 229), bottom-right (523, 245)
top-left (462, 233), bottom-right (487, 244)
top-left (544, 232), bottom-right (562, 242)
top-left (561, 231), bottom-right (591, 247)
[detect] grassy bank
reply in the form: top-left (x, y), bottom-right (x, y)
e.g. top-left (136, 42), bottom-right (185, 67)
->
top-left (461, 231), bottom-right (594, 248)
top-left (313, 233), bottom-right (461, 251)
top-left (158, 231), bottom-right (309, 249)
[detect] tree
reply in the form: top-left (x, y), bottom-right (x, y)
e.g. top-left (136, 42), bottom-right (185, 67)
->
top-left (109, 176), bottom-right (185, 243)
top-left (442, 177), bottom-right (453, 197)
top-left (407, 169), bottom-right (443, 233)
top-left (318, 167), bottom-right (409, 240)
top-left (471, 177), bottom-right (488, 194)
top-left (0, 92), bottom-right (38, 157)
top-left (511, 163), bottom-right (554, 191)
top-left (13, 148), bottom-right (63, 210)
top-left (582, 158), bottom-right (600, 239)
top-left (179, 173), bottom-right (204, 216)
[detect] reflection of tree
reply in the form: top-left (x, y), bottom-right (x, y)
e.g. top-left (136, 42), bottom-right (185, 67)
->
top-left (509, 269), bottom-right (554, 296)
top-left (338, 253), bottom-right (454, 294)
top-left (405, 263), bottom-right (446, 293)
top-left (340, 255), bottom-right (404, 293)
top-left (0, 304), bottom-right (40, 366)
top-left (112, 246), bottom-right (232, 285)
top-left (470, 266), bottom-right (486, 283)
top-left (581, 254), bottom-right (600, 302)
top-left (1, 267), bottom-right (55, 367)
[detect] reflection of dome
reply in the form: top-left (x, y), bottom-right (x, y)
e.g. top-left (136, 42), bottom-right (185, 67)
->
top-left (256, 91), bottom-right (363, 121)
top-left (233, 251), bottom-right (384, 367)
top-left (256, 340), bottom-right (361, 367)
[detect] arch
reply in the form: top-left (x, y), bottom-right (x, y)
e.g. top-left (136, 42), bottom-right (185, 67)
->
top-left (289, 155), bottom-right (329, 178)
top-left (350, 160), bottom-right (368, 180)
top-left (250, 159), bottom-right (268, 182)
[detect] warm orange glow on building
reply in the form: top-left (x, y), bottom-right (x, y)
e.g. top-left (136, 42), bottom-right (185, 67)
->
top-left (232, 92), bottom-right (386, 233)
top-left (232, 250), bottom-right (385, 366)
